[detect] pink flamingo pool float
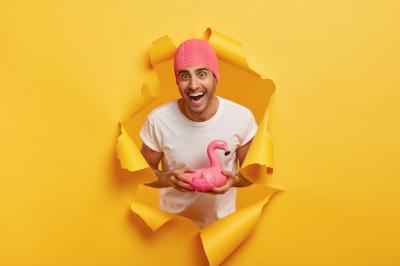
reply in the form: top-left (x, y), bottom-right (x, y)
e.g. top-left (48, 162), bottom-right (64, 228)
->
top-left (184, 140), bottom-right (230, 192)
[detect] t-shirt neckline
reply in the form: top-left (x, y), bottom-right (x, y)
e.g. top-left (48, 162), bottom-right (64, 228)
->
top-left (175, 96), bottom-right (224, 127)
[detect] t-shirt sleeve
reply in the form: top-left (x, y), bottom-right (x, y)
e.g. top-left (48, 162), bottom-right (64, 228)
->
top-left (239, 110), bottom-right (258, 146)
top-left (139, 116), bottom-right (162, 152)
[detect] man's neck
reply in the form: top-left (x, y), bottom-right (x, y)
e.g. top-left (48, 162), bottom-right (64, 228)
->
top-left (179, 96), bottom-right (219, 122)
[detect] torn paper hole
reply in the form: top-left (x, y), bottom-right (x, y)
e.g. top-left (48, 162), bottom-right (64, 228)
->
top-left (116, 27), bottom-right (283, 266)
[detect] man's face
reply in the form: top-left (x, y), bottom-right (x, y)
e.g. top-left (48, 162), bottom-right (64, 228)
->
top-left (176, 65), bottom-right (217, 114)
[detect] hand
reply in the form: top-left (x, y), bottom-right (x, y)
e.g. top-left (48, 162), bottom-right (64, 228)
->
top-left (167, 168), bottom-right (195, 192)
top-left (209, 170), bottom-right (239, 194)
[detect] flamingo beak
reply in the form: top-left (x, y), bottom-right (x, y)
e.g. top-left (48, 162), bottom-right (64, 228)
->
top-left (224, 150), bottom-right (231, 156)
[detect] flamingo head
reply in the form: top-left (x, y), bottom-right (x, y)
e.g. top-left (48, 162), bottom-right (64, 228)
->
top-left (210, 139), bottom-right (230, 156)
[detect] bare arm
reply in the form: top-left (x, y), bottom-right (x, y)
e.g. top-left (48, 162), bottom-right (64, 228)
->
top-left (237, 139), bottom-right (252, 167)
top-left (140, 143), bottom-right (194, 191)
top-left (140, 143), bottom-right (168, 187)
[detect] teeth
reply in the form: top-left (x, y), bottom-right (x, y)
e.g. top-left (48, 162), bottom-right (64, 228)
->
top-left (189, 92), bottom-right (205, 97)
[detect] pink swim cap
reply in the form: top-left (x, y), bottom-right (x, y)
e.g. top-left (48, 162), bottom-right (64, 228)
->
top-left (174, 39), bottom-right (219, 81)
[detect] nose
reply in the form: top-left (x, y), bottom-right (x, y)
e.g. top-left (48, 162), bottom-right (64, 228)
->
top-left (189, 76), bottom-right (200, 90)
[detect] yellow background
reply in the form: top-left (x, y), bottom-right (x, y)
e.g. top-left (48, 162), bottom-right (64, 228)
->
top-left (1, 0), bottom-right (399, 265)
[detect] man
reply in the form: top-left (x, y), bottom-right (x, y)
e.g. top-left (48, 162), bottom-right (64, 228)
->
top-left (140, 39), bottom-right (257, 227)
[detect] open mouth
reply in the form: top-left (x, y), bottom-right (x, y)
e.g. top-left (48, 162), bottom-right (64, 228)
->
top-left (188, 91), bottom-right (206, 102)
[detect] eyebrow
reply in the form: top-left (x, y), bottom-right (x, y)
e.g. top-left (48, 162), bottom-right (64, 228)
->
top-left (178, 70), bottom-right (189, 75)
top-left (195, 68), bottom-right (209, 73)
top-left (178, 68), bottom-right (209, 75)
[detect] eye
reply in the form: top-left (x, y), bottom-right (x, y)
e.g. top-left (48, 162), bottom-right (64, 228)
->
top-left (198, 71), bottom-right (207, 78)
top-left (179, 72), bottom-right (190, 80)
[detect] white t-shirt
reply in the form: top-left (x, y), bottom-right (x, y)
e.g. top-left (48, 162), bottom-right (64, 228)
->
top-left (140, 96), bottom-right (258, 227)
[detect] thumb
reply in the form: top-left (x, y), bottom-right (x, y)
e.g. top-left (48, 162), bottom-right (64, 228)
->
top-left (184, 167), bottom-right (194, 173)
top-left (221, 169), bottom-right (232, 177)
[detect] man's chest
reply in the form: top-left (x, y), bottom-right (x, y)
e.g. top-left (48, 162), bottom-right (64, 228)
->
top-left (160, 125), bottom-right (241, 169)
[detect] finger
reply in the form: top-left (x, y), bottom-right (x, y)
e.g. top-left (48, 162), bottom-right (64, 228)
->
top-left (208, 188), bottom-right (225, 194)
top-left (170, 176), bottom-right (194, 191)
top-left (221, 169), bottom-right (232, 177)
top-left (175, 173), bottom-right (192, 183)
top-left (211, 179), bottom-right (234, 194)
top-left (175, 180), bottom-right (194, 191)
top-left (169, 175), bottom-right (177, 184)
top-left (202, 189), bottom-right (223, 194)
top-left (183, 167), bottom-right (195, 173)
top-left (170, 178), bottom-right (193, 192)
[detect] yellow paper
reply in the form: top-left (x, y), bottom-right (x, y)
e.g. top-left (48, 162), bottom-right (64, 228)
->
top-left (117, 27), bottom-right (282, 265)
